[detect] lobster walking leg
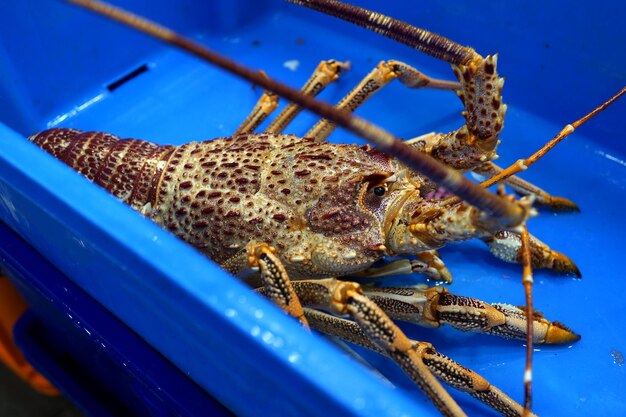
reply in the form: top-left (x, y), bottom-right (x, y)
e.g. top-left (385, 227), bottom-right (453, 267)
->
top-left (237, 60), bottom-right (350, 135)
top-left (304, 308), bottom-right (537, 417)
top-left (247, 242), bottom-right (309, 327)
top-left (234, 84), bottom-right (279, 134)
top-left (355, 250), bottom-right (452, 283)
top-left (361, 286), bottom-right (578, 344)
top-left (265, 59), bottom-right (350, 134)
top-left (305, 60), bottom-right (459, 142)
top-left (474, 162), bottom-right (579, 212)
top-left (290, 278), bottom-right (467, 417)
top-left (482, 230), bottom-right (581, 277)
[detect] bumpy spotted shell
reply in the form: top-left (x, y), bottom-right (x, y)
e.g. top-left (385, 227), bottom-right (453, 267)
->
top-left (30, 128), bottom-right (403, 279)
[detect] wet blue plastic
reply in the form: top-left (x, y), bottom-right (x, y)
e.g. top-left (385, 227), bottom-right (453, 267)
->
top-left (1, 221), bottom-right (231, 417)
top-left (0, 1), bottom-right (625, 416)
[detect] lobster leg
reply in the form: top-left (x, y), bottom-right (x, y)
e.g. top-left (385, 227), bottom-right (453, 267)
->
top-left (473, 162), bottom-right (579, 212)
top-left (264, 59), bottom-right (350, 133)
top-left (482, 230), bottom-right (581, 277)
top-left (361, 286), bottom-right (579, 344)
top-left (289, 278), bottom-right (467, 417)
top-left (246, 242), bottom-right (309, 327)
top-left (305, 60), bottom-right (459, 142)
top-left (289, 1), bottom-right (507, 172)
top-left (355, 250), bottom-right (452, 283)
top-left (234, 72), bottom-right (280, 135)
top-left (304, 308), bottom-right (537, 417)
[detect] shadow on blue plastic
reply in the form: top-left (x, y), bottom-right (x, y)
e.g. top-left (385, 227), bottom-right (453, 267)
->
top-left (1, 220), bottom-right (231, 417)
top-left (0, 1), bottom-right (625, 416)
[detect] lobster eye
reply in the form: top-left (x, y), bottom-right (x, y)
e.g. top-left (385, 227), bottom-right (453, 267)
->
top-left (373, 185), bottom-right (386, 196)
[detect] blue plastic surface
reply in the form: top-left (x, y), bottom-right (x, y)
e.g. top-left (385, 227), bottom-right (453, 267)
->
top-left (0, 220), bottom-right (231, 417)
top-left (0, 1), bottom-right (625, 416)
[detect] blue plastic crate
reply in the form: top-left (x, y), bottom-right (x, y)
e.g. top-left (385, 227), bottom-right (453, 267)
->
top-left (0, 1), bottom-right (624, 416)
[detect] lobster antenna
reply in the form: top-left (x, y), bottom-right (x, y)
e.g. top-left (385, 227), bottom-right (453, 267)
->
top-left (520, 226), bottom-right (535, 416)
top-left (65, 0), bottom-right (527, 228)
top-left (480, 85), bottom-right (626, 188)
top-left (286, 0), bottom-right (480, 65)
top-left (441, 85), bottom-right (626, 207)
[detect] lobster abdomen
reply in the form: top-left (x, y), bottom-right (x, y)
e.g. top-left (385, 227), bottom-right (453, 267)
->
top-left (29, 128), bottom-right (174, 210)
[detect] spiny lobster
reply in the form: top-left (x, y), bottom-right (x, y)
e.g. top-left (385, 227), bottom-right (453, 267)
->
top-left (22, 0), bottom-right (625, 416)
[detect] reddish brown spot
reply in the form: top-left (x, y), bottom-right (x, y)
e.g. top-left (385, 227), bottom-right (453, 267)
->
top-left (273, 214), bottom-right (286, 222)
top-left (207, 191), bottom-right (221, 199)
top-left (229, 196), bottom-right (241, 203)
top-left (193, 220), bottom-right (209, 229)
top-left (281, 188), bottom-right (291, 195)
top-left (222, 162), bottom-right (238, 168)
top-left (225, 210), bottom-right (241, 218)
top-left (298, 154), bottom-right (332, 161)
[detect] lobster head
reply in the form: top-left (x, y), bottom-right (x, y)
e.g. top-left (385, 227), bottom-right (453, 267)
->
top-left (302, 145), bottom-right (438, 271)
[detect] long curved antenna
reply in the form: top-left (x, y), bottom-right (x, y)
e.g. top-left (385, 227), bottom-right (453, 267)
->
top-left (65, 0), bottom-right (527, 228)
top-left (520, 226), bottom-right (535, 416)
top-left (286, 0), bottom-right (480, 65)
top-left (481, 86), bottom-right (626, 187)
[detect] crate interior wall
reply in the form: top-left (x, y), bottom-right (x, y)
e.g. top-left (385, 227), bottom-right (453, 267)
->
top-left (0, 1), bottom-right (624, 416)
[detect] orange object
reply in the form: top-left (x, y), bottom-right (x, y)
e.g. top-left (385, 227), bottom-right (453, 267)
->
top-left (0, 275), bottom-right (60, 396)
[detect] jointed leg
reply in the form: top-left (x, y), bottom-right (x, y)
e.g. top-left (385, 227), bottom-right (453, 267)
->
top-left (482, 230), bottom-right (581, 277)
top-left (234, 72), bottom-right (280, 135)
top-left (290, 278), bottom-right (467, 417)
top-left (360, 286), bottom-right (579, 344)
top-left (265, 59), bottom-right (350, 133)
top-left (305, 308), bottom-right (537, 417)
top-left (474, 162), bottom-right (579, 212)
top-left (355, 250), bottom-right (452, 283)
top-left (246, 242), bottom-right (309, 327)
top-left (305, 60), bottom-right (459, 142)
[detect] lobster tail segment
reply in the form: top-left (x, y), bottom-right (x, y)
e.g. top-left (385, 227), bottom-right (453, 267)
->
top-left (29, 128), bottom-right (119, 181)
top-left (28, 128), bottom-right (83, 160)
top-left (28, 128), bottom-right (174, 208)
